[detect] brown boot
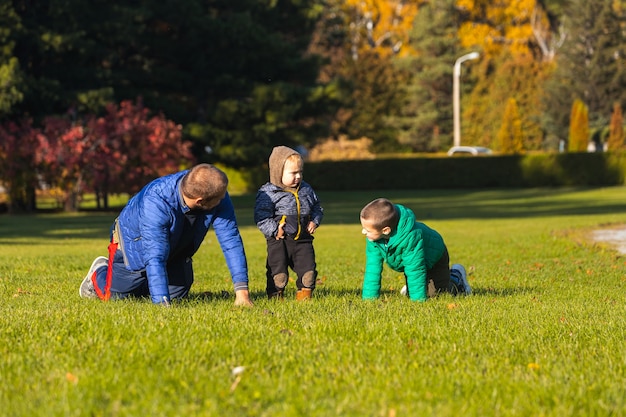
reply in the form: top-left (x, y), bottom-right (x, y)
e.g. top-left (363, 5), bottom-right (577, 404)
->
top-left (296, 288), bottom-right (313, 301)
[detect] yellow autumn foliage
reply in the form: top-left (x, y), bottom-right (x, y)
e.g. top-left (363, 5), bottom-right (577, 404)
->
top-left (607, 102), bottom-right (624, 151)
top-left (343, 0), bottom-right (418, 57)
top-left (569, 99), bottom-right (589, 152)
top-left (497, 98), bottom-right (524, 154)
top-left (342, 0), bottom-right (544, 60)
top-left (457, 0), bottom-right (538, 57)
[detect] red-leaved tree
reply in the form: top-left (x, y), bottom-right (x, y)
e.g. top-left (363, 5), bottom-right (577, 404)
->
top-left (3, 99), bottom-right (195, 212)
top-left (40, 116), bottom-right (96, 212)
top-left (0, 119), bottom-right (48, 212)
top-left (87, 99), bottom-right (195, 208)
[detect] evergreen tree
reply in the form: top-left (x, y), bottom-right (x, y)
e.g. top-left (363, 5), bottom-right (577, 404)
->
top-left (335, 50), bottom-right (407, 152)
top-left (568, 98), bottom-right (589, 152)
top-left (0, 1), bottom-right (22, 117)
top-left (388, 0), bottom-right (461, 151)
top-left (497, 98), bottom-right (524, 154)
top-left (543, 0), bottom-right (626, 141)
top-left (607, 101), bottom-right (624, 151)
top-left (310, 0), bottom-right (415, 153)
top-left (464, 52), bottom-right (547, 151)
top-left (4, 0), bottom-right (334, 168)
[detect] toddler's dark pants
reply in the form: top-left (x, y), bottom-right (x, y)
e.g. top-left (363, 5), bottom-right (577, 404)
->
top-left (265, 235), bottom-right (317, 296)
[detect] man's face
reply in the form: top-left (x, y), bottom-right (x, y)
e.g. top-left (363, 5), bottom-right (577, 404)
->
top-left (194, 190), bottom-right (226, 211)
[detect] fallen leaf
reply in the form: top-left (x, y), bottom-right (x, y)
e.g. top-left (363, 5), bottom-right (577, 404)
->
top-left (66, 372), bottom-right (79, 384)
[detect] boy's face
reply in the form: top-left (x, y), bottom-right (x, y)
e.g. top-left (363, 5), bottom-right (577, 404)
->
top-left (360, 218), bottom-right (390, 242)
top-left (282, 158), bottom-right (303, 188)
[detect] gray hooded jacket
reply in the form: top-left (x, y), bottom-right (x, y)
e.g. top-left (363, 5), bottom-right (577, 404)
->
top-left (254, 146), bottom-right (323, 239)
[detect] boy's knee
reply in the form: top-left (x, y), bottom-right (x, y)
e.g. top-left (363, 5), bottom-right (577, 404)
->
top-left (302, 270), bottom-right (316, 288)
top-left (273, 273), bottom-right (288, 289)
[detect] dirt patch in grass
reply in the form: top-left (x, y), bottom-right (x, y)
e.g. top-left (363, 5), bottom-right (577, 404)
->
top-left (554, 223), bottom-right (626, 255)
top-left (591, 225), bottom-right (626, 254)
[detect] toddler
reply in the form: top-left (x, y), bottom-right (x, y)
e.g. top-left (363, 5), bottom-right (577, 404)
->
top-left (254, 146), bottom-right (324, 300)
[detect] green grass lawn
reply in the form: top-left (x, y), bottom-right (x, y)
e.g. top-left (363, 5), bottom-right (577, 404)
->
top-left (1, 187), bottom-right (626, 416)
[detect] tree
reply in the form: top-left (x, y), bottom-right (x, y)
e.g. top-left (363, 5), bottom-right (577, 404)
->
top-left (464, 52), bottom-right (547, 150)
top-left (455, 0), bottom-right (556, 151)
top-left (530, 0), bottom-right (567, 61)
top-left (0, 1), bottom-right (23, 117)
top-left (456, 0), bottom-right (539, 57)
top-left (342, 0), bottom-right (418, 60)
top-left (497, 98), bottom-right (524, 154)
top-left (334, 50), bottom-right (407, 152)
top-left (388, 0), bottom-right (461, 151)
top-left (568, 98), bottom-right (589, 152)
top-left (306, 0), bottom-right (418, 152)
top-left (0, 119), bottom-right (46, 212)
top-left (607, 102), bottom-right (624, 151)
top-left (36, 99), bottom-right (194, 212)
top-left (40, 117), bottom-right (94, 212)
top-left (179, 0), bottom-right (337, 166)
top-left (89, 100), bottom-right (194, 199)
top-left (5, 0), bottom-right (335, 168)
top-left (543, 0), bottom-right (626, 141)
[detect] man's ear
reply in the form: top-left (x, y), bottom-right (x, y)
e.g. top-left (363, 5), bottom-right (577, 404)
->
top-left (192, 197), bottom-right (204, 208)
top-left (382, 226), bottom-right (392, 236)
top-left (183, 194), bottom-right (202, 209)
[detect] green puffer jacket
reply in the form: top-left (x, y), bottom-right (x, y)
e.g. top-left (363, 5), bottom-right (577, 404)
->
top-left (362, 204), bottom-right (446, 301)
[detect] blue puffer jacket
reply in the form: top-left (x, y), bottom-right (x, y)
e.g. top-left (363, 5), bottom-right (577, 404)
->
top-left (116, 170), bottom-right (248, 303)
top-left (254, 181), bottom-right (323, 239)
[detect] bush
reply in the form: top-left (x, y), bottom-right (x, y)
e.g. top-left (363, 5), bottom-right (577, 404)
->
top-left (230, 152), bottom-right (626, 192)
top-left (307, 152), bottom-right (625, 190)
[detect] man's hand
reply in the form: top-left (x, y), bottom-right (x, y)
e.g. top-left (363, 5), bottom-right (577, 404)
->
top-left (307, 221), bottom-right (318, 234)
top-left (234, 289), bottom-right (253, 307)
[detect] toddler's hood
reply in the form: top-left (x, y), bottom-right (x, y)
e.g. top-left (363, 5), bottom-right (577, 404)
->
top-left (269, 146), bottom-right (300, 188)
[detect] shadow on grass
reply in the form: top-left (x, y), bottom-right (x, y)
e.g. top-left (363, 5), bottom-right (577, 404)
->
top-left (77, 286), bottom-right (536, 305)
top-left (0, 212), bottom-right (115, 241)
top-left (231, 187), bottom-right (626, 227)
top-left (470, 286), bottom-right (536, 297)
top-left (210, 286), bottom-right (536, 301)
top-left (2, 187), bottom-right (625, 240)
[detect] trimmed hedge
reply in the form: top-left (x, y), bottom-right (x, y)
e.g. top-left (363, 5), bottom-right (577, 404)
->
top-left (302, 152), bottom-right (626, 190)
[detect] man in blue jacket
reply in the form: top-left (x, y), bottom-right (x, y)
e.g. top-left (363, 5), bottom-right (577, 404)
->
top-left (79, 164), bottom-right (253, 306)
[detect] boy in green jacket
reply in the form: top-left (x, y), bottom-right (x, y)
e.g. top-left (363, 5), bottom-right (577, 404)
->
top-left (359, 198), bottom-right (471, 301)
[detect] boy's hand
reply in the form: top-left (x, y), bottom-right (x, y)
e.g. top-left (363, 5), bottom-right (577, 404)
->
top-left (276, 222), bottom-right (286, 240)
top-left (307, 221), bottom-right (318, 234)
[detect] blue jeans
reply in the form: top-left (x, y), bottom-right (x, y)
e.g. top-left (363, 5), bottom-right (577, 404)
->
top-left (95, 249), bottom-right (194, 301)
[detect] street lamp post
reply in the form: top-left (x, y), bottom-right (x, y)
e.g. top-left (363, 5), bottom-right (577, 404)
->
top-left (453, 52), bottom-right (479, 148)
